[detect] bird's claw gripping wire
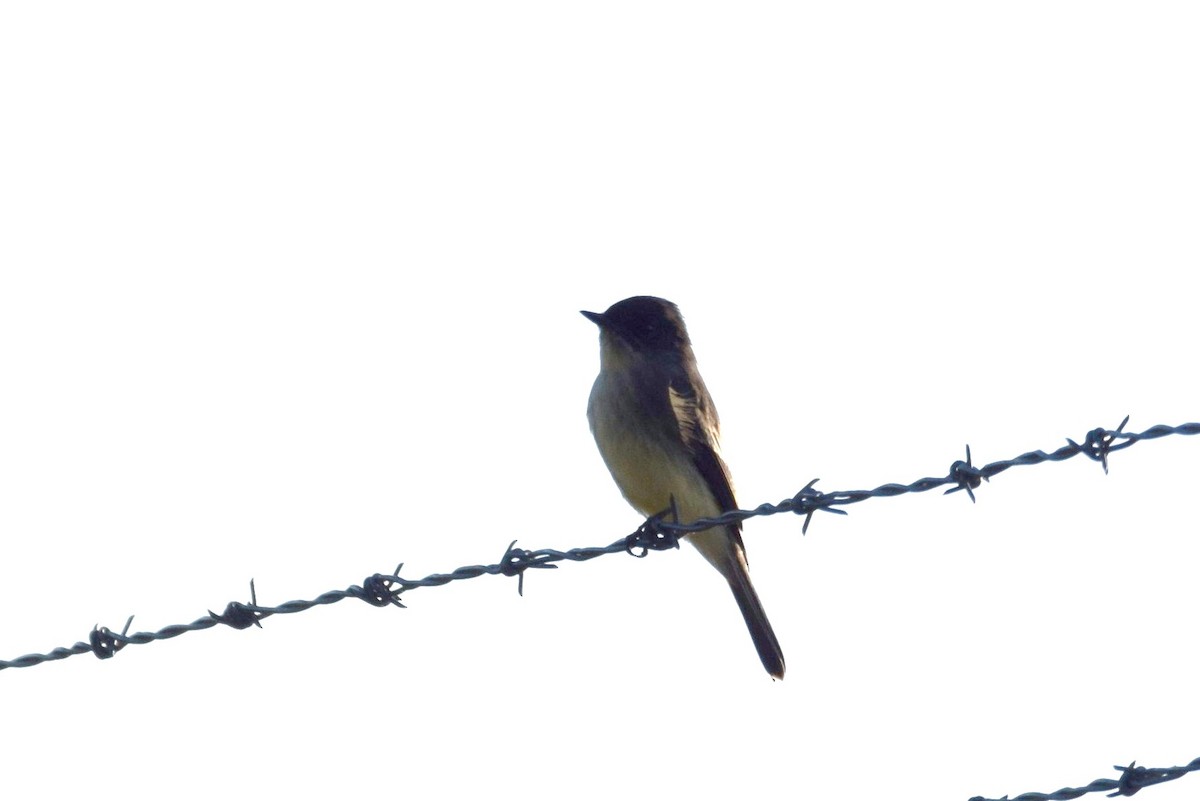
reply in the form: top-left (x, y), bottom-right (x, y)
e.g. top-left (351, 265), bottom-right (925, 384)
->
top-left (625, 496), bottom-right (684, 557)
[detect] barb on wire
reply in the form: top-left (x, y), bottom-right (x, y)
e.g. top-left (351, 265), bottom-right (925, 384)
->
top-left (970, 755), bottom-right (1200, 801)
top-left (1, 417), bottom-right (1195, 675)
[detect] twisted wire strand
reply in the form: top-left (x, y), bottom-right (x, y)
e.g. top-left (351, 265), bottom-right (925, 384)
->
top-left (970, 756), bottom-right (1200, 800)
top-left (2, 418), bottom-right (1194, 673)
top-left (4, 417), bottom-right (1198, 798)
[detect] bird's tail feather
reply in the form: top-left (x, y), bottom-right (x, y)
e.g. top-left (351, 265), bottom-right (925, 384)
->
top-left (727, 568), bottom-right (786, 680)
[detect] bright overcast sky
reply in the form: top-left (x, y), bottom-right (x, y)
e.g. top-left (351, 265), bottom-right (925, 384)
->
top-left (2, 4), bottom-right (1197, 800)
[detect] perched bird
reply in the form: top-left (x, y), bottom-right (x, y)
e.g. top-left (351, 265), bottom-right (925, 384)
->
top-left (582, 296), bottom-right (785, 679)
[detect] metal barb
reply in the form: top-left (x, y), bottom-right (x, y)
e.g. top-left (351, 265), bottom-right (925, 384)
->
top-left (360, 572), bottom-right (406, 608)
top-left (791, 478), bottom-right (847, 534)
top-left (88, 614), bottom-right (134, 660)
top-left (1109, 761), bottom-right (1141, 797)
top-left (209, 582), bottom-right (265, 629)
top-left (1068, 414), bottom-right (1134, 474)
top-left (944, 444), bottom-right (985, 502)
top-left (500, 539), bottom-right (559, 597)
top-left (1108, 760), bottom-right (1188, 797)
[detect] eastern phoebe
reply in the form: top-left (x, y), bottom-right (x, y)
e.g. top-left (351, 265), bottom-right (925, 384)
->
top-left (583, 296), bottom-right (785, 679)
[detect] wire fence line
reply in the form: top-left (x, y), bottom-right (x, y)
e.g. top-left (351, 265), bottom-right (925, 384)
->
top-left (2, 417), bottom-right (1196, 674)
top-left (971, 756), bottom-right (1200, 801)
top-left (2, 417), bottom-right (1197, 797)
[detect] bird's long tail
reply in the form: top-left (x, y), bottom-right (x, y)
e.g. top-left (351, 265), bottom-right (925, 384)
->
top-left (727, 566), bottom-right (786, 680)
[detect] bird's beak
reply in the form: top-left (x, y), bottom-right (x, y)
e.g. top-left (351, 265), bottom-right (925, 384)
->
top-left (580, 310), bottom-right (606, 326)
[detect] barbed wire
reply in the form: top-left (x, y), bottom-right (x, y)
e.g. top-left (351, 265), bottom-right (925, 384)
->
top-left (3, 416), bottom-right (1198, 797)
top-left (2, 416), bottom-right (1195, 674)
top-left (971, 756), bottom-right (1200, 800)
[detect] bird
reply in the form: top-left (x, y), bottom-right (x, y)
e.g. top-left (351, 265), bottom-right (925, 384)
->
top-left (582, 295), bottom-right (785, 679)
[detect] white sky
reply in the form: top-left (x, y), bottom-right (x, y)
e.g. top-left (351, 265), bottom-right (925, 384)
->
top-left (2, 3), bottom-right (1197, 800)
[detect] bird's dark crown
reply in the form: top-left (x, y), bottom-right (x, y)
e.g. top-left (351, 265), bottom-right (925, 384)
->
top-left (598, 295), bottom-right (690, 352)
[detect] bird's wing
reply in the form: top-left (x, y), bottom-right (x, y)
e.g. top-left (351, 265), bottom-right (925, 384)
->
top-left (668, 372), bottom-right (746, 552)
